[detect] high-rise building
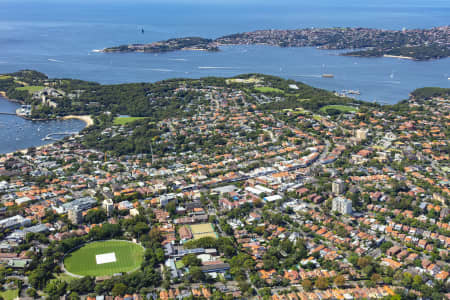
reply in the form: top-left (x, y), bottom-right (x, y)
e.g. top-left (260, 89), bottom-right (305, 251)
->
top-left (332, 197), bottom-right (352, 215)
top-left (332, 179), bottom-right (345, 195)
top-left (102, 199), bottom-right (114, 216)
top-left (68, 207), bottom-right (82, 224)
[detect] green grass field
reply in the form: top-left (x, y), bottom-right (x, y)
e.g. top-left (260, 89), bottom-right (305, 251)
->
top-left (15, 86), bottom-right (44, 93)
top-left (64, 240), bottom-right (144, 276)
top-left (113, 116), bottom-right (148, 125)
top-left (55, 272), bottom-right (78, 283)
top-left (0, 289), bottom-right (19, 300)
top-left (0, 75), bottom-right (11, 80)
top-left (255, 86), bottom-right (284, 94)
top-left (320, 105), bottom-right (358, 114)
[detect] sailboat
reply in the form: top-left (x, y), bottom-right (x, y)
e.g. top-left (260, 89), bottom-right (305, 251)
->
top-left (390, 71), bottom-right (394, 79)
top-left (141, 28), bottom-right (145, 34)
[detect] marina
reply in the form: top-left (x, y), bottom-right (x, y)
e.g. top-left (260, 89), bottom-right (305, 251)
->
top-left (0, 96), bottom-right (86, 154)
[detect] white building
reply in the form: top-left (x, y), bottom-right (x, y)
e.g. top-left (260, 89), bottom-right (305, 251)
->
top-left (332, 197), bottom-right (352, 215)
top-left (355, 128), bottom-right (368, 141)
top-left (102, 199), bottom-right (114, 216)
top-left (68, 207), bottom-right (82, 225)
top-left (332, 179), bottom-right (345, 195)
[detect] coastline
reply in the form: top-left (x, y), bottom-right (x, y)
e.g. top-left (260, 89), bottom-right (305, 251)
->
top-left (383, 54), bottom-right (415, 60)
top-left (2, 116), bottom-right (92, 157)
top-left (0, 113), bottom-right (93, 156)
top-left (61, 115), bottom-right (94, 127)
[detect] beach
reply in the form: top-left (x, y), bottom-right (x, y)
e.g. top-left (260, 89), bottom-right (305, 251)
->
top-left (383, 54), bottom-right (415, 60)
top-left (61, 115), bottom-right (94, 127)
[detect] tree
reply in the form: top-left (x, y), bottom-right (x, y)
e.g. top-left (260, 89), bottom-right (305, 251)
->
top-left (182, 254), bottom-right (202, 267)
top-left (302, 279), bottom-right (313, 291)
top-left (69, 276), bottom-right (95, 294)
top-left (401, 272), bottom-right (413, 288)
top-left (370, 273), bottom-right (382, 284)
top-left (84, 209), bottom-right (107, 224)
top-left (68, 292), bottom-right (80, 300)
top-left (133, 222), bottom-right (150, 237)
top-left (357, 257), bottom-right (370, 269)
top-left (188, 267), bottom-right (205, 282)
top-left (334, 275), bottom-right (346, 287)
top-left (315, 277), bottom-right (329, 290)
top-left (112, 283), bottom-right (127, 296)
top-left (26, 288), bottom-right (38, 298)
top-left (44, 280), bottom-right (67, 298)
top-left (380, 241), bottom-right (393, 253)
top-left (412, 275), bottom-right (422, 290)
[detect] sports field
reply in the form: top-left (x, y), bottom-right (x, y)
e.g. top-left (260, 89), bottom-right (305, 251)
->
top-left (190, 223), bottom-right (217, 240)
top-left (320, 105), bottom-right (358, 113)
top-left (113, 116), bottom-right (149, 125)
top-left (255, 86), bottom-right (284, 94)
top-left (64, 240), bottom-right (144, 276)
top-left (15, 86), bottom-right (44, 93)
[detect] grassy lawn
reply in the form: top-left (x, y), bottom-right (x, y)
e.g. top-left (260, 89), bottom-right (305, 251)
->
top-left (113, 116), bottom-right (148, 125)
top-left (0, 289), bottom-right (19, 300)
top-left (226, 77), bottom-right (262, 84)
top-left (255, 86), bottom-right (284, 94)
top-left (284, 107), bottom-right (308, 115)
top-left (64, 240), bottom-right (144, 277)
top-left (175, 260), bottom-right (185, 269)
top-left (55, 272), bottom-right (78, 283)
top-left (0, 75), bottom-right (11, 80)
top-left (15, 86), bottom-right (44, 93)
top-left (320, 105), bottom-right (358, 113)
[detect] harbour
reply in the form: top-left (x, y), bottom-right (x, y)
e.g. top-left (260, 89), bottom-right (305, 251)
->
top-left (0, 96), bottom-right (86, 154)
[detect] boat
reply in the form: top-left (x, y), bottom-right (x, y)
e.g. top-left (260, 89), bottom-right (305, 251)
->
top-left (141, 28), bottom-right (145, 34)
top-left (346, 89), bottom-right (361, 95)
top-left (322, 74), bottom-right (334, 78)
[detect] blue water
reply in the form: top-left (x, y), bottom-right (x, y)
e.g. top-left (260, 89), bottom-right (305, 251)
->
top-left (0, 0), bottom-right (449, 152)
top-left (0, 97), bottom-right (86, 154)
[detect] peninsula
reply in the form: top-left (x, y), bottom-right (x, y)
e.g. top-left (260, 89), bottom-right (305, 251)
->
top-left (101, 26), bottom-right (450, 60)
top-left (103, 37), bottom-right (219, 53)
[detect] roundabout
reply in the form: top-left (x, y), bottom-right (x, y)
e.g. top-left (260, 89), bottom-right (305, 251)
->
top-left (63, 240), bottom-right (144, 277)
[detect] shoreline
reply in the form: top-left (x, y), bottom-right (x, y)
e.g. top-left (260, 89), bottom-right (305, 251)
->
top-left (0, 114), bottom-right (93, 157)
top-left (383, 54), bottom-right (415, 60)
top-left (61, 115), bottom-right (94, 127)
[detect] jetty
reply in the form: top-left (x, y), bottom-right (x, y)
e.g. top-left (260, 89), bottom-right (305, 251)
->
top-left (42, 132), bottom-right (79, 141)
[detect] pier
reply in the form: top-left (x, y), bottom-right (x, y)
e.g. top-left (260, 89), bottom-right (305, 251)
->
top-left (42, 132), bottom-right (79, 141)
top-left (0, 112), bottom-right (17, 116)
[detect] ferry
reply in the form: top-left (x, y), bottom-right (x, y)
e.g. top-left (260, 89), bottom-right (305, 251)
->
top-left (322, 74), bottom-right (334, 78)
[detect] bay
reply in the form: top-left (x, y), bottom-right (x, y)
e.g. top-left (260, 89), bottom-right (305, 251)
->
top-left (0, 97), bottom-right (86, 154)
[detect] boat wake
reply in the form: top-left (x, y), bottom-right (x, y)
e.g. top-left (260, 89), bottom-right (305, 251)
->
top-left (169, 58), bottom-right (187, 61)
top-left (292, 74), bottom-right (322, 78)
top-left (198, 66), bottom-right (239, 70)
top-left (145, 68), bottom-right (174, 72)
top-left (381, 80), bottom-right (401, 84)
top-left (48, 59), bottom-right (64, 63)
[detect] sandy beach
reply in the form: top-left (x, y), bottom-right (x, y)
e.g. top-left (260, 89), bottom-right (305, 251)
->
top-left (61, 115), bottom-right (94, 127)
top-left (2, 115), bottom-right (93, 156)
top-left (383, 54), bottom-right (415, 60)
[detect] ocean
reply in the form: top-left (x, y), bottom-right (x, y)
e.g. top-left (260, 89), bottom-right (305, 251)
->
top-left (0, 0), bottom-right (449, 152)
